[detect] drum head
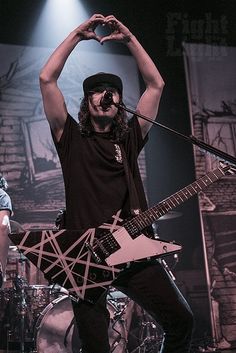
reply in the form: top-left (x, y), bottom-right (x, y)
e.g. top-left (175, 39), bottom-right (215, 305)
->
top-left (35, 295), bottom-right (127, 353)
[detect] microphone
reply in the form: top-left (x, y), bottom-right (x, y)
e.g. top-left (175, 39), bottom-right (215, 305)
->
top-left (100, 90), bottom-right (114, 109)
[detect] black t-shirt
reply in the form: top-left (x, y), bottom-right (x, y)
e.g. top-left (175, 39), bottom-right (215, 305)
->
top-left (52, 114), bottom-right (148, 230)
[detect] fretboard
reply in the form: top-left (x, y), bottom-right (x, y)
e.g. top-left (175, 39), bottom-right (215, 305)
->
top-left (124, 164), bottom-right (230, 236)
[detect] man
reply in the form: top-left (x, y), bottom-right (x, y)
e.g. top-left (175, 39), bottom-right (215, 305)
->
top-left (40, 14), bottom-right (193, 353)
top-left (0, 174), bottom-right (12, 288)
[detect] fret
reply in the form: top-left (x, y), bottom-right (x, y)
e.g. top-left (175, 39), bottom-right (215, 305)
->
top-left (125, 219), bottom-right (139, 235)
top-left (179, 190), bottom-right (190, 200)
top-left (134, 217), bottom-right (146, 229)
top-left (146, 213), bottom-right (154, 223)
top-left (149, 209), bottom-right (158, 220)
top-left (183, 188), bottom-right (193, 197)
top-left (208, 174), bottom-right (216, 182)
top-left (138, 214), bottom-right (151, 228)
top-left (181, 191), bottom-right (188, 200)
top-left (162, 202), bottom-right (171, 212)
top-left (158, 208), bottom-right (167, 216)
top-left (173, 193), bottom-right (184, 203)
top-left (168, 198), bottom-right (177, 208)
top-left (179, 190), bottom-right (187, 199)
top-left (188, 184), bottom-right (196, 194)
top-left (205, 175), bottom-right (214, 183)
top-left (201, 176), bottom-right (213, 187)
top-left (171, 195), bottom-right (180, 204)
top-left (164, 200), bottom-right (174, 210)
top-left (151, 208), bottom-right (161, 219)
top-left (199, 178), bottom-right (208, 187)
top-left (194, 181), bottom-right (203, 190)
top-left (212, 170), bottom-right (223, 179)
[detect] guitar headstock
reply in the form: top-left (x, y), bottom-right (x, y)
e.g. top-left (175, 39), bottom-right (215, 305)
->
top-left (219, 161), bottom-right (236, 175)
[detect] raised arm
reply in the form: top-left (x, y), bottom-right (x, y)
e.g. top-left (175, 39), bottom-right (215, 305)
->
top-left (101, 16), bottom-right (165, 138)
top-left (39, 14), bottom-right (105, 141)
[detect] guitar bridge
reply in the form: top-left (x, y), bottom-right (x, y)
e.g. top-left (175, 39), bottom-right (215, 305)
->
top-left (85, 242), bottom-right (102, 263)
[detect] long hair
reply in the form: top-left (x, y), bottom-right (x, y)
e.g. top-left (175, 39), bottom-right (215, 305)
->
top-left (78, 96), bottom-right (129, 142)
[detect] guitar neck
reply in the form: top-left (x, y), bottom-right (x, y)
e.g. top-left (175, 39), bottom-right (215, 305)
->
top-left (125, 165), bottom-right (229, 236)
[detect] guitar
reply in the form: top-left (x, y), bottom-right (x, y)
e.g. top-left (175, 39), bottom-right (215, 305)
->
top-left (9, 163), bottom-right (235, 303)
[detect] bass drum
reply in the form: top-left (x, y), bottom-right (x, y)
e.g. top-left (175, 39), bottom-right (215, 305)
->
top-left (35, 295), bottom-right (127, 353)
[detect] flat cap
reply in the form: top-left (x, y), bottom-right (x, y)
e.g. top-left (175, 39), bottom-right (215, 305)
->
top-left (83, 72), bottom-right (123, 95)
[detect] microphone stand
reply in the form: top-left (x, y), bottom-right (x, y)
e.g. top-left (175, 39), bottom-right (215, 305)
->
top-left (113, 102), bottom-right (236, 166)
top-left (113, 100), bottom-right (235, 353)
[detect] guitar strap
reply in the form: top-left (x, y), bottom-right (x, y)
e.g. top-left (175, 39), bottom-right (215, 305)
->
top-left (119, 144), bottom-right (141, 216)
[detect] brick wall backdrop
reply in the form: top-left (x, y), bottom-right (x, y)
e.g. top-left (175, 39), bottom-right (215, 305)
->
top-left (184, 42), bottom-right (236, 349)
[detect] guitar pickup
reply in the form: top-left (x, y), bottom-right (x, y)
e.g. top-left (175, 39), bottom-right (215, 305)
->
top-left (85, 242), bottom-right (102, 264)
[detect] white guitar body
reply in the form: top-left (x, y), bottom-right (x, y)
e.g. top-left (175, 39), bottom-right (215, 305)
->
top-left (106, 226), bottom-right (181, 266)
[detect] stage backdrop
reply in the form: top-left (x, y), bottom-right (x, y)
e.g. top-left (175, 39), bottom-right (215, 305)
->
top-left (183, 42), bottom-right (236, 350)
top-left (0, 43), bottom-right (145, 284)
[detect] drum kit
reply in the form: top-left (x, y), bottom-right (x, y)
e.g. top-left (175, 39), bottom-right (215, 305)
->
top-left (0, 258), bottom-right (164, 353)
top-left (0, 219), bottom-right (172, 353)
top-left (0, 280), bottom-right (163, 353)
top-left (0, 255), bottom-right (63, 353)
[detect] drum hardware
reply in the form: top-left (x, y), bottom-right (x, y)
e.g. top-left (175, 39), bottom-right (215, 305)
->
top-left (107, 287), bottom-right (133, 352)
top-left (0, 290), bottom-right (12, 352)
top-left (129, 309), bottom-right (163, 353)
top-left (0, 285), bottom-right (33, 353)
top-left (110, 301), bottom-right (130, 352)
top-left (19, 287), bottom-right (28, 353)
top-left (13, 273), bottom-right (28, 290)
top-left (0, 261), bottom-right (3, 288)
top-left (6, 278), bottom-right (33, 353)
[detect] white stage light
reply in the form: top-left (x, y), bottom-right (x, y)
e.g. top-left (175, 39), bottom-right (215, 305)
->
top-left (29, 0), bottom-right (89, 46)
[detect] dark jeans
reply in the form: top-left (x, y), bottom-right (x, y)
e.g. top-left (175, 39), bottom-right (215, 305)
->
top-left (72, 260), bottom-right (194, 353)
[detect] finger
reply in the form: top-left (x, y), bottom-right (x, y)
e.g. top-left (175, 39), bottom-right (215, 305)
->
top-left (104, 15), bottom-right (117, 21)
top-left (100, 34), bottom-right (114, 45)
top-left (100, 33), bottom-right (119, 45)
top-left (90, 14), bottom-right (106, 26)
top-left (94, 35), bottom-right (103, 42)
top-left (87, 31), bottom-right (102, 42)
top-left (91, 14), bottom-right (105, 20)
top-left (104, 16), bottom-right (118, 25)
top-left (100, 36), bottom-right (110, 45)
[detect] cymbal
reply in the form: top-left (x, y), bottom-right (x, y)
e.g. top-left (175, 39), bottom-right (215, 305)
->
top-left (10, 220), bottom-right (24, 233)
top-left (157, 211), bottom-right (182, 221)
